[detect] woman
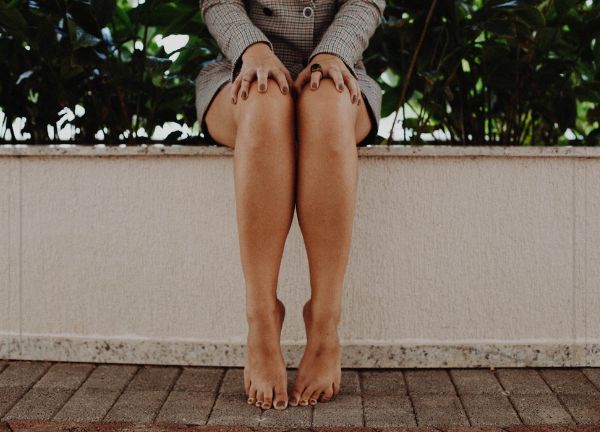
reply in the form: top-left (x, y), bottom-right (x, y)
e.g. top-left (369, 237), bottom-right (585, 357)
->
top-left (196, 0), bottom-right (386, 411)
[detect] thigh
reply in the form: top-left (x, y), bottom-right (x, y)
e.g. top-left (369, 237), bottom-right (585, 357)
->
top-left (204, 81), bottom-right (238, 149)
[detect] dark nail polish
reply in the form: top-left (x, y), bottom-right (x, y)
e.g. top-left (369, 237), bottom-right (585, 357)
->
top-left (242, 91), bottom-right (247, 99)
top-left (290, 396), bottom-right (298, 405)
top-left (260, 84), bottom-right (265, 91)
top-left (311, 82), bottom-right (317, 89)
top-left (283, 86), bottom-right (288, 94)
top-left (352, 94), bottom-right (357, 103)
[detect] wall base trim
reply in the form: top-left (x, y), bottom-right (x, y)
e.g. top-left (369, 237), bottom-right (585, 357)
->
top-left (2, 334), bottom-right (599, 367)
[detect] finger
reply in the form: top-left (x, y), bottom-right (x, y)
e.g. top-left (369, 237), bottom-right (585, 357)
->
top-left (310, 70), bottom-right (321, 90)
top-left (330, 68), bottom-right (345, 92)
top-left (343, 72), bottom-right (359, 104)
top-left (256, 67), bottom-right (268, 93)
top-left (294, 68), bottom-right (310, 95)
top-left (240, 76), bottom-right (252, 101)
top-left (274, 70), bottom-right (290, 95)
top-left (231, 74), bottom-right (242, 104)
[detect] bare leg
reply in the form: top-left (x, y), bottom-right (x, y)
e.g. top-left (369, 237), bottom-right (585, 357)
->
top-left (289, 79), bottom-right (372, 406)
top-left (204, 78), bottom-right (297, 410)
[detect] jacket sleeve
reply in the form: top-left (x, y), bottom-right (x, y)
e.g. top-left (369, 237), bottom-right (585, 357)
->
top-left (200, 0), bottom-right (274, 83)
top-left (307, 0), bottom-right (386, 80)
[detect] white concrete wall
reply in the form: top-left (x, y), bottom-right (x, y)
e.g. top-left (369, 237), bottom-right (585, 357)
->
top-left (1, 144), bottom-right (599, 367)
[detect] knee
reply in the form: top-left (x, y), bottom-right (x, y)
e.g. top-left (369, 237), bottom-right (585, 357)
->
top-left (234, 79), bottom-right (295, 138)
top-left (296, 78), bottom-right (357, 143)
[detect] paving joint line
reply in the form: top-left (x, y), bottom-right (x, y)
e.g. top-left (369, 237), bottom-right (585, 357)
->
top-left (536, 368), bottom-right (578, 426)
top-left (581, 368), bottom-right (600, 394)
top-left (492, 367), bottom-right (525, 426)
top-left (0, 361), bottom-right (53, 421)
top-left (205, 366), bottom-right (226, 425)
top-left (100, 364), bottom-right (140, 422)
top-left (400, 369), bottom-right (418, 426)
top-left (358, 370), bottom-right (365, 427)
top-left (446, 368), bottom-right (472, 427)
top-left (152, 365), bottom-right (184, 423)
top-left (49, 362), bottom-right (98, 421)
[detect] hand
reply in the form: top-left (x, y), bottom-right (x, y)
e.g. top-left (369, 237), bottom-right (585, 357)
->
top-left (293, 53), bottom-right (362, 105)
top-left (231, 42), bottom-right (293, 104)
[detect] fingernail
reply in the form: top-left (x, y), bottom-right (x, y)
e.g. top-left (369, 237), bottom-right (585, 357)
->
top-left (242, 91), bottom-right (247, 99)
top-left (311, 82), bottom-right (317, 89)
top-left (338, 84), bottom-right (344, 91)
top-left (259, 84), bottom-right (265, 91)
top-left (275, 400), bottom-right (286, 409)
top-left (231, 97), bottom-right (235, 104)
top-left (282, 86), bottom-right (288, 94)
top-left (352, 94), bottom-right (357, 103)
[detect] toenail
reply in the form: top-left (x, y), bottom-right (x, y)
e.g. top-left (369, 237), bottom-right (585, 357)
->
top-left (255, 401), bottom-right (262, 407)
top-left (300, 399), bottom-right (308, 406)
top-left (247, 397), bottom-right (254, 404)
top-left (289, 396), bottom-right (298, 405)
top-left (275, 400), bottom-right (286, 409)
top-left (309, 399), bottom-right (317, 405)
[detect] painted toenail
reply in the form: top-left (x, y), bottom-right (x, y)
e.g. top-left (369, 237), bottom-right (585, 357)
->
top-left (275, 400), bottom-right (286, 409)
top-left (309, 399), bottom-right (317, 405)
top-left (289, 396), bottom-right (298, 405)
top-left (247, 397), bottom-right (254, 404)
top-left (255, 401), bottom-right (262, 407)
top-left (300, 400), bottom-right (308, 406)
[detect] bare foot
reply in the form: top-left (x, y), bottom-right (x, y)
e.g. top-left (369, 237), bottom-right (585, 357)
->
top-left (289, 298), bottom-right (341, 406)
top-left (244, 297), bottom-right (288, 410)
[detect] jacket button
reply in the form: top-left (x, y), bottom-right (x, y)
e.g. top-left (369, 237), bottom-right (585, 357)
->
top-left (263, 6), bottom-right (273, 16)
top-left (302, 6), bottom-right (313, 18)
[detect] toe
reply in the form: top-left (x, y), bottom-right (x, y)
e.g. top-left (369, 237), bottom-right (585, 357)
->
top-left (300, 386), bottom-right (316, 406)
top-left (262, 387), bottom-right (273, 409)
top-left (274, 383), bottom-right (288, 410)
top-left (247, 383), bottom-right (257, 404)
top-left (319, 383), bottom-right (334, 402)
top-left (309, 388), bottom-right (322, 405)
top-left (332, 381), bottom-right (340, 398)
top-left (255, 389), bottom-right (264, 408)
top-left (289, 389), bottom-right (301, 406)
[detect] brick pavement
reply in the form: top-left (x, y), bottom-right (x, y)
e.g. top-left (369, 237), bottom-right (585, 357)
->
top-left (0, 360), bottom-right (599, 431)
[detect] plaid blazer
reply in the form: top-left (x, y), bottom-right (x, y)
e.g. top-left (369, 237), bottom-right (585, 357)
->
top-left (196, 0), bottom-right (386, 143)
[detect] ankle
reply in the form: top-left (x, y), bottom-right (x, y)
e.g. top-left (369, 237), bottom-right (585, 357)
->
top-left (246, 299), bottom-right (283, 324)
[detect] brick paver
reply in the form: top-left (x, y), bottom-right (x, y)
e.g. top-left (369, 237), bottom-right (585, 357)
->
top-left (103, 366), bottom-right (180, 423)
top-left (54, 365), bottom-right (138, 422)
top-left (3, 362), bottom-right (94, 421)
top-left (496, 370), bottom-right (552, 395)
top-left (0, 361), bottom-right (599, 430)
